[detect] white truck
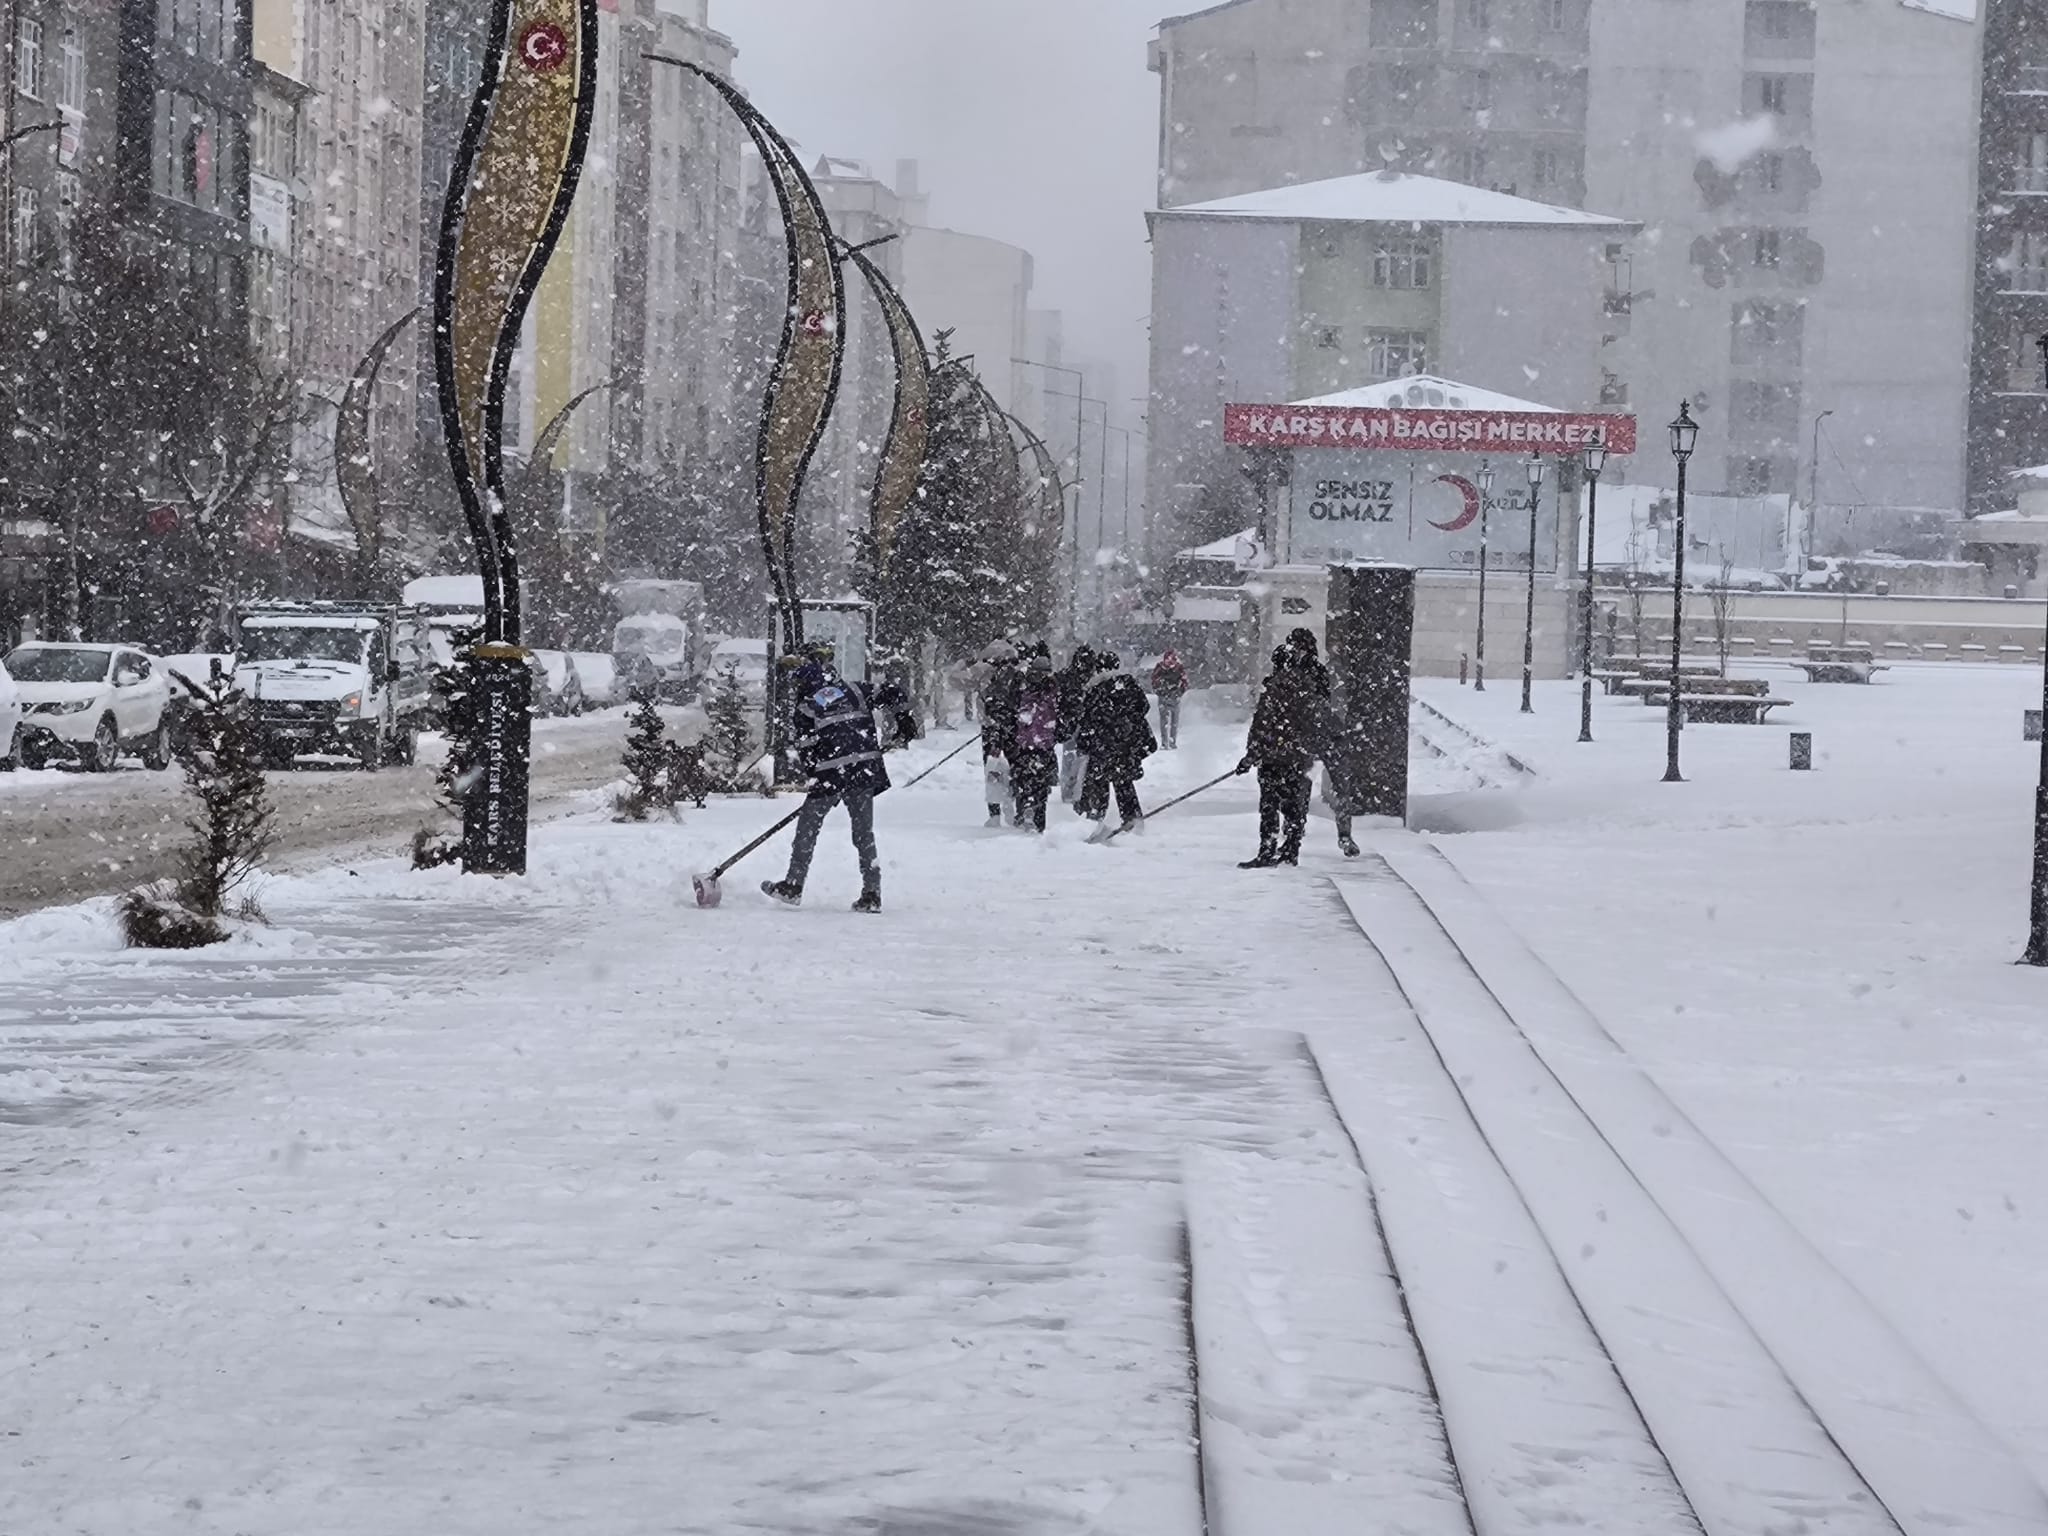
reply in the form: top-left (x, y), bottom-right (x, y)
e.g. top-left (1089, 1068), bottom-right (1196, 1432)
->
top-left (611, 579), bottom-right (708, 702)
top-left (233, 602), bottom-right (433, 771)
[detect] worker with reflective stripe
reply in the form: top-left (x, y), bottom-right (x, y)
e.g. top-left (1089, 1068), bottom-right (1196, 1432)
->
top-left (763, 650), bottom-right (902, 914)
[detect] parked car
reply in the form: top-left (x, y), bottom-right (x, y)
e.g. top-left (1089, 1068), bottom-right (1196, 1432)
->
top-left (0, 654), bottom-right (21, 770)
top-left (4, 642), bottom-right (174, 771)
top-left (569, 652), bottom-right (616, 709)
top-left (709, 637), bottom-right (771, 700)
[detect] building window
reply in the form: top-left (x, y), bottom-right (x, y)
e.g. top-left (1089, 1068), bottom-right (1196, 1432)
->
top-left (1755, 153), bottom-right (1784, 193)
top-left (1534, 147), bottom-right (1562, 188)
top-left (1757, 75), bottom-right (1790, 115)
top-left (2020, 133), bottom-right (2048, 194)
top-left (56, 26), bottom-right (83, 113)
top-left (15, 17), bottom-right (43, 100)
top-left (1727, 456), bottom-right (1778, 496)
top-left (2010, 231), bottom-right (2048, 291)
top-left (1447, 146), bottom-right (1489, 186)
top-left (1754, 227), bottom-right (1782, 269)
top-left (11, 186), bottom-right (38, 264)
top-left (2003, 324), bottom-right (2045, 392)
top-left (1365, 329), bottom-right (1429, 381)
top-left (1732, 299), bottom-right (1804, 366)
top-left (1314, 325), bottom-right (1343, 350)
top-left (1460, 0), bottom-right (1490, 29)
top-left (1462, 70), bottom-right (1493, 111)
top-left (1547, 0), bottom-right (1569, 27)
top-left (1372, 236), bottom-right (1432, 290)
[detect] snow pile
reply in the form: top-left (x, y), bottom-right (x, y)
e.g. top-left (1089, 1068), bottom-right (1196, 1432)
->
top-left (1696, 114), bottom-right (1779, 174)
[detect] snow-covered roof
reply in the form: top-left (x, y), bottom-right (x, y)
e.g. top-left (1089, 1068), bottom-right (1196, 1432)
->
top-left (1177, 527), bottom-right (1258, 563)
top-left (404, 575), bottom-right (486, 609)
top-left (1161, 171), bottom-right (1635, 229)
top-left (1294, 375), bottom-right (1561, 414)
top-left (241, 615), bottom-right (381, 631)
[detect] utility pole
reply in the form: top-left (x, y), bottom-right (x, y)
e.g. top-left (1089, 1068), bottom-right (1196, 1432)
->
top-left (1807, 409), bottom-right (1833, 576)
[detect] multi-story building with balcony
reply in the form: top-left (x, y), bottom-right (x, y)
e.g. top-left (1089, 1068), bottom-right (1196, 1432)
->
top-left (1151, 0), bottom-right (1979, 527)
top-left (1968, 0), bottom-right (2048, 516)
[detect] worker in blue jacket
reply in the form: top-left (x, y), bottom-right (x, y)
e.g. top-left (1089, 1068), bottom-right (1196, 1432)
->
top-left (763, 649), bottom-right (903, 913)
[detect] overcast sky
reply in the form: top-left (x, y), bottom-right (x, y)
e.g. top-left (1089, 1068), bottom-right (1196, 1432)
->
top-left (716, 0), bottom-right (1166, 425)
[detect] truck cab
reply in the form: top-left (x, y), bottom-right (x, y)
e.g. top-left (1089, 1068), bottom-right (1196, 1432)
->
top-left (233, 604), bottom-right (432, 770)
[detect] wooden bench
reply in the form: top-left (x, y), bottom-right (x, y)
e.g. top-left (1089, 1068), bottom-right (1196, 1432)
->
top-left (1792, 660), bottom-right (1887, 685)
top-left (1593, 668), bottom-right (1643, 696)
top-left (1625, 675), bottom-right (1767, 704)
top-left (1641, 688), bottom-right (1790, 724)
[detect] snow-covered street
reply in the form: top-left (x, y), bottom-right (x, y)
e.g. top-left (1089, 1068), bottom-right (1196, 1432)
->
top-left (5, 679), bottom-right (2048, 1534)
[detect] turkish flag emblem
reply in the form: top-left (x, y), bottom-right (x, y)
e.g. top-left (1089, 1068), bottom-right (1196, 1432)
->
top-left (517, 21), bottom-right (569, 73)
top-left (800, 310), bottom-right (829, 336)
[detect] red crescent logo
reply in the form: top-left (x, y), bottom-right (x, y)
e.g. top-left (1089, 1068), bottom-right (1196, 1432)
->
top-left (800, 310), bottom-right (829, 336)
top-left (1430, 474), bottom-right (1482, 532)
top-left (517, 21), bottom-right (569, 73)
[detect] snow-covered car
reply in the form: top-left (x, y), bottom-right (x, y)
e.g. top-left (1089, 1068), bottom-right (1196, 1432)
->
top-left (0, 654), bottom-right (21, 770)
top-left (4, 642), bottom-right (174, 772)
top-left (709, 637), bottom-right (770, 699)
top-left (568, 652), bottom-right (616, 709)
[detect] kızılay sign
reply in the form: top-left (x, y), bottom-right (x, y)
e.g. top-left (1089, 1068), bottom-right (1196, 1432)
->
top-left (1225, 403), bottom-right (1637, 456)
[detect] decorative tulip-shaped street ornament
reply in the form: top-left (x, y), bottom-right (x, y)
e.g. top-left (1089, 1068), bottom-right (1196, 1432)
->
top-left (646, 54), bottom-right (847, 649)
top-left (334, 306), bottom-right (421, 596)
top-left (434, 0), bottom-right (598, 875)
top-left (843, 239), bottom-right (930, 588)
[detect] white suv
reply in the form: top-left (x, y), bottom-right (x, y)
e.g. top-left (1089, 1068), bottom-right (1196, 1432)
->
top-left (5, 643), bottom-right (174, 772)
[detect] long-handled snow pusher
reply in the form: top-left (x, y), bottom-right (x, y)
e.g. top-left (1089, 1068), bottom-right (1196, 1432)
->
top-left (1096, 769), bottom-right (1240, 845)
top-left (690, 734), bottom-right (984, 907)
top-left (691, 805), bottom-right (806, 908)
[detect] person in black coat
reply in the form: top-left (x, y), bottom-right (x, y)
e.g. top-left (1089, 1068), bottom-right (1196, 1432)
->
top-left (1010, 654), bottom-right (1063, 833)
top-left (1236, 628), bottom-right (1332, 867)
top-left (979, 641), bottom-right (1023, 826)
top-left (763, 656), bottom-right (904, 912)
top-left (1054, 645), bottom-right (1094, 806)
top-left (1077, 651), bottom-right (1156, 834)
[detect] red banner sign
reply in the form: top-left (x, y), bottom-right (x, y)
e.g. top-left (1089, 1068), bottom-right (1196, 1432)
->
top-left (1226, 403), bottom-right (1637, 456)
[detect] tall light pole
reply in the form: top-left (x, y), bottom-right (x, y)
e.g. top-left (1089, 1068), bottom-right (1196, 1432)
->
top-left (1522, 453), bottom-right (1545, 714)
top-left (2023, 339), bottom-right (2048, 965)
top-left (1474, 459), bottom-right (1495, 691)
top-left (1665, 402), bottom-right (1701, 784)
top-left (1806, 408), bottom-right (1833, 576)
top-left (1579, 436), bottom-right (1609, 743)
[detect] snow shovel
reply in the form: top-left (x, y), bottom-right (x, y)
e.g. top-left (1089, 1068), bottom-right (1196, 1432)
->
top-left (1094, 769), bottom-right (1240, 846)
top-left (691, 735), bottom-right (982, 907)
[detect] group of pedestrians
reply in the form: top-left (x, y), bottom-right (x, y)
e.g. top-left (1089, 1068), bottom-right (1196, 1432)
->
top-left (759, 629), bottom-right (1371, 912)
top-left (977, 640), bottom-right (1161, 839)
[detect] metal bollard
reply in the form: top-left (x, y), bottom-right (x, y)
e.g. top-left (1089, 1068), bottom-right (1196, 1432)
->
top-left (1789, 731), bottom-right (1813, 771)
top-left (1459, 651), bottom-right (1470, 686)
top-left (2028, 710), bottom-right (2044, 744)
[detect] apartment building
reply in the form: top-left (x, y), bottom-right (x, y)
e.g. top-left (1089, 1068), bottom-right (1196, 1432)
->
top-left (1968, 0), bottom-right (2048, 515)
top-left (1150, 0), bottom-right (1980, 516)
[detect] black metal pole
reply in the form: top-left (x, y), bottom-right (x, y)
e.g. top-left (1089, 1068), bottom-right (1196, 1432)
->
top-left (1475, 497), bottom-right (1490, 692)
top-left (1521, 475), bottom-right (1539, 714)
top-left (1580, 468), bottom-right (1601, 743)
top-left (1664, 456), bottom-right (1688, 783)
top-left (2025, 578), bottom-right (2048, 964)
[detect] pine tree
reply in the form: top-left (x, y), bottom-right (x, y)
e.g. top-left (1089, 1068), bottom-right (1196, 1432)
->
top-left (615, 690), bottom-right (673, 821)
top-left (121, 669), bottom-right (275, 948)
top-left (704, 663), bottom-right (756, 788)
top-left (412, 632), bottom-right (481, 869)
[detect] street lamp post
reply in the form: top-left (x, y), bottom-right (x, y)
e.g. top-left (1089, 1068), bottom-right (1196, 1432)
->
top-left (1806, 409), bottom-right (1834, 576)
top-left (1579, 437), bottom-right (1609, 743)
top-left (1522, 454), bottom-right (1545, 714)
top-left (2023, 339), bottom-right (2048, 964)
top-left (1474, 459), bottom-right (1495, 691)
top-left (1664, 402), bottom-right (1700, 784)
top-left (1014, 357), bottom-right (1089, 642)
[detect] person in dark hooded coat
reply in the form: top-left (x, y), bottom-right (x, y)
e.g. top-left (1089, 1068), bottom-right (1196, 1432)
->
top-left (1077, 650), bottom-right (1156, 835)
top-left (1235, 628), bottom-right (1332, 867)
top-left (762, 654), bottom-right (903, 912)
top-left (1054, 645), bottom-right (1094, 806)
